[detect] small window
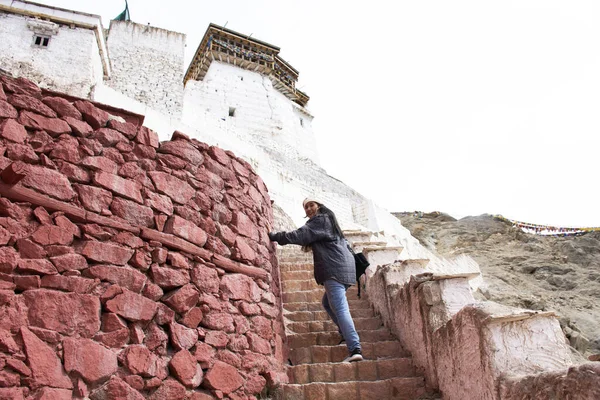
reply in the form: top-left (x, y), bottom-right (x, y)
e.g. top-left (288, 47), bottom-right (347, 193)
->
top-left (299, 118), bottom-right (304, 127)
top-left (33, 35), bottom-right (50, 48)
top-left (228, 107), bottom-right (236, 117)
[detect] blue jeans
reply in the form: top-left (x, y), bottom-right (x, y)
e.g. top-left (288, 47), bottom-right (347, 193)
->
top-left (322, 279), bottom-right (361, 353)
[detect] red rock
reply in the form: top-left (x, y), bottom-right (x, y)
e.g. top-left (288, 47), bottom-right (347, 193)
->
top-left (63, 337), bottom-right (118, 384)
top-left (212, 204), bottom-right (232, 225)
top-left (169, 322), bottom-right (198, 351)
top-left (22, 165), bottom-right (76, 201)
top-left (154, 303), bottom-right (175, 325)
top-left (74, 184), bottom-right (112, 213)
top-left (159, 140), bottom-right (204, 166)
top-left (122, 375), bottom-right (144, 391)
top-left (136, 126), bottom-right (159, 148)
top-left (169, 349), bottom-right (203, 388)
top-left (250, 316), bottom-right (273, 340)
top-left (50, 253), bottom-right (88, 272)
top-left (18, 110), bottom-right (71, 136)
top-left (85, 265), bottom-right (146, 293)
top-left (190, 264), bottom-right (219, 294)
top-left (100, 285), bottom-right (123, 303)
top-left (152, 248), bottom-right (168, 264)
top-left (167, 252), bottom-right (189, 269)
top-left (93, 127), bottom-right (128, 146)
top-left (157, 153), bottom-right (186, 169)
top-left (228, 335), bottom-right (250, 352)
top-left (123, 345), bottom-right (158, 377)
top-left (148, 378), bottom-right (186, 400)
top-left (49, 137), bottom-right (81, 164)
top-left (9, 94), bottom-right (56, 117)
top-left (6, 143), bottom-right (39, 162)
top-left (105, 290), bottom-right (158, 322)
top-left (232, 211), bottom-right (259, 241)
top-left (130, 250), bottom-right (151, 272)
top-left (150, 265), bottom-right (190, 289)
top-left (42, 96), bottom-right (82, 119)
top-left (208, 146), bottom-right (232, 167)
top-left (239, 302), bottom-right (261, 316)
top-left (20, 327), bottom-right (73, 388)
top-left (163, 215), bottom-right (207, 247)
top-left (203, 157), bottom-right (236, 184)
top-left (13, 275), bottom-right (41, 291)
top-left (33, 387), bottom-right (73, 400)
top-left (110, 197), bottom-right (154, 227)
top-left (63, 116), bottom-right (93, 136)
top-left (0, 280), bottom-right (16, 290)
top-left (0, 226), bottom-right (9, 246)
top-left (0, 119), bottom-right (26, 143)
top-left (217, 224), bottom-right (237, 247)
top-left (73, 101), bottom-right (109, 130)
top-left (0, 100), bottom-right (18, 118)
top-left (93, 171), bottom-right (143, 203)
top-left (76, 378), bottom-right (90, 398)
top-left (54, 215), bottom-right (80, 238)
top-left (163, 284), bottom-right (199, 314)
top-left (82, 156), bottom-right (118, 173)
top-left (89, 376), bottom-right (145, 400)
top-left (24, 289), bottom-right (100, 337)
top-left (195, 167), bottom-right (225, 191)
top-left (188, 391), bottom-right (215, 400)
top-left (245, 374), bottom-right (267, 395)
top-left (201, 313), bottom-right (235, 333)
top-left (79, 137), bottom-right (103, 156)
top-left (112, 232), bottom-right (144, 248)
top-left (94, 328), bottom-right (129, 348)
top-left (129, 323), bottom-right (145, 344)
top-left (17, 259), bottom-right (57, 275)
top-left (0, 328), bottom-right (20, 354)
top-left (220, 274), bottom-right (261, 303)
top-left (204, 361), bottom-right (244, 394)
top-left (144, 323), bottom-right (168, 352)
top-left (231, 158), bottom-right (251, 178)
top-left (205, 236), bottom-right (231, 258)
top-left (33, 206), bottom-right (52, 224)
top-left (57, 161), bottom-right (91, 183)
top-left (0, 83), bottom-right (5, 101)
top-left (132, 144), bottom-right (155, 159)
top-left (259, 303), bottom-right (278, 319)
top-left (144, 377), bottom-right (162, 390)
top-left (180, 307), bottom-right (203, 329)
top-left (194, 342), bottom-right (216, 367)
top-left (147, 171), bottom-right (195, 205)
top-left (0, 247), bottom-right (19, 274)
top-left (6, 359), bottom-right (31, 376)
top-left (107, 119), bottom-right (137, 138)
top-left (217, 349), bottom-right (242, 368)
top-left (80, 241), bottom-right (134, 265)
top-left (142, 282), bottom-right (163, 301)
top-left (102, 313), bottom-right (127, 332)
top-left (119, 162), bottom-right (144, 179)
top-left (232, 237), bottom-right (256, 263)
top-left (247, 332), bottom-right (271, 355)
top-left (144, 191), bottom-right (174, 215)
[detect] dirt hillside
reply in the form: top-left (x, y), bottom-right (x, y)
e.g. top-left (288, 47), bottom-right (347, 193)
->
top-left (394, 212), bottom-right (600, 359)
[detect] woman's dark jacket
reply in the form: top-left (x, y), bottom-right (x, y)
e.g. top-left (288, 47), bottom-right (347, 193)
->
top-left (269, 213), bottom-right (355, 286)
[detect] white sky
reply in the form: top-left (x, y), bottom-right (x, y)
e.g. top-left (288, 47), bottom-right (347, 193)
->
top-left (32, 0), bottom-right (600, 227)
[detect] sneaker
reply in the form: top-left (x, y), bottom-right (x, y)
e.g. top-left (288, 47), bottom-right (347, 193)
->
top-left (343, 348), bottom-right (363, 363)
top-left (338, 337), bottom-right (345, 345)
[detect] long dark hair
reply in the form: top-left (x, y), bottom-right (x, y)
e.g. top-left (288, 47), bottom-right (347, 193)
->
top-left (316, 204), bottom-right (344, 238)
top-left (302, 202), bottom-right (344, 252)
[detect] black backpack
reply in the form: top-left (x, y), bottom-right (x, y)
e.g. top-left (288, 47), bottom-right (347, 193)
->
top-left (347, 245), bottom-right (370, 298)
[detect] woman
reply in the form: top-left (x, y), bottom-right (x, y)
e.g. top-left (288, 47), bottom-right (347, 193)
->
top-left (268, 198), bottom-right (363, 363)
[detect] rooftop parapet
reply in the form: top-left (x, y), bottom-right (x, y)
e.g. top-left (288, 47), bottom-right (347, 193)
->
top-left (184, 23), bottom-right (309, 107)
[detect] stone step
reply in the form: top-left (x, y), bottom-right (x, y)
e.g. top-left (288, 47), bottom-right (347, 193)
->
top-left (290, 341), bottom-right (408, 365)
top-left (288, 329), bottom-right (394, 349)
top-left (287, 317), bottom-right (383, 334)
top-left (279, 262), bottom-right (314, 272)
top-left (283, 287), bottom-right (366, 303)
top-left (285, 307), bottom-right (377, 322)
top-left (284, 299), bottom-right (371, 312)
top-left (288, 357), bottom-right (417, 384)
top-left (281, 270), bottom-right (314, 281)
top-left (282, 279), bottom-right (368, 297)
top-left (276, 376), bottom-right (430, 400)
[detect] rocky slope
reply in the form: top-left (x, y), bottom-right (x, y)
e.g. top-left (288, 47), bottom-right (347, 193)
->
top-left (394, 212), bottom-right (600, 359)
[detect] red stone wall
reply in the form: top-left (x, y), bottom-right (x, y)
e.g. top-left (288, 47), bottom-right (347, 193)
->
top-left (0, 75), bottom-right (287, 399)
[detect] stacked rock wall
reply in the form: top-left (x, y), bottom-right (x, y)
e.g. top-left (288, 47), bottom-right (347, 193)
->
top-left (0, 74), bottom-right (286, 399)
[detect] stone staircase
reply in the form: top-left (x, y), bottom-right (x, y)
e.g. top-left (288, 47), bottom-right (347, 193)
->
top-left (274, 246), bottom-right (440, 400)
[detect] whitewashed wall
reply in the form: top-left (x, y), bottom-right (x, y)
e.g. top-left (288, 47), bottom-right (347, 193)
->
top-left (0, 12), bottom-right (102, 98)
top-left (105, 21), bottom-right (185, 117)
top-left (182, 61), bottom-right (320, 166)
